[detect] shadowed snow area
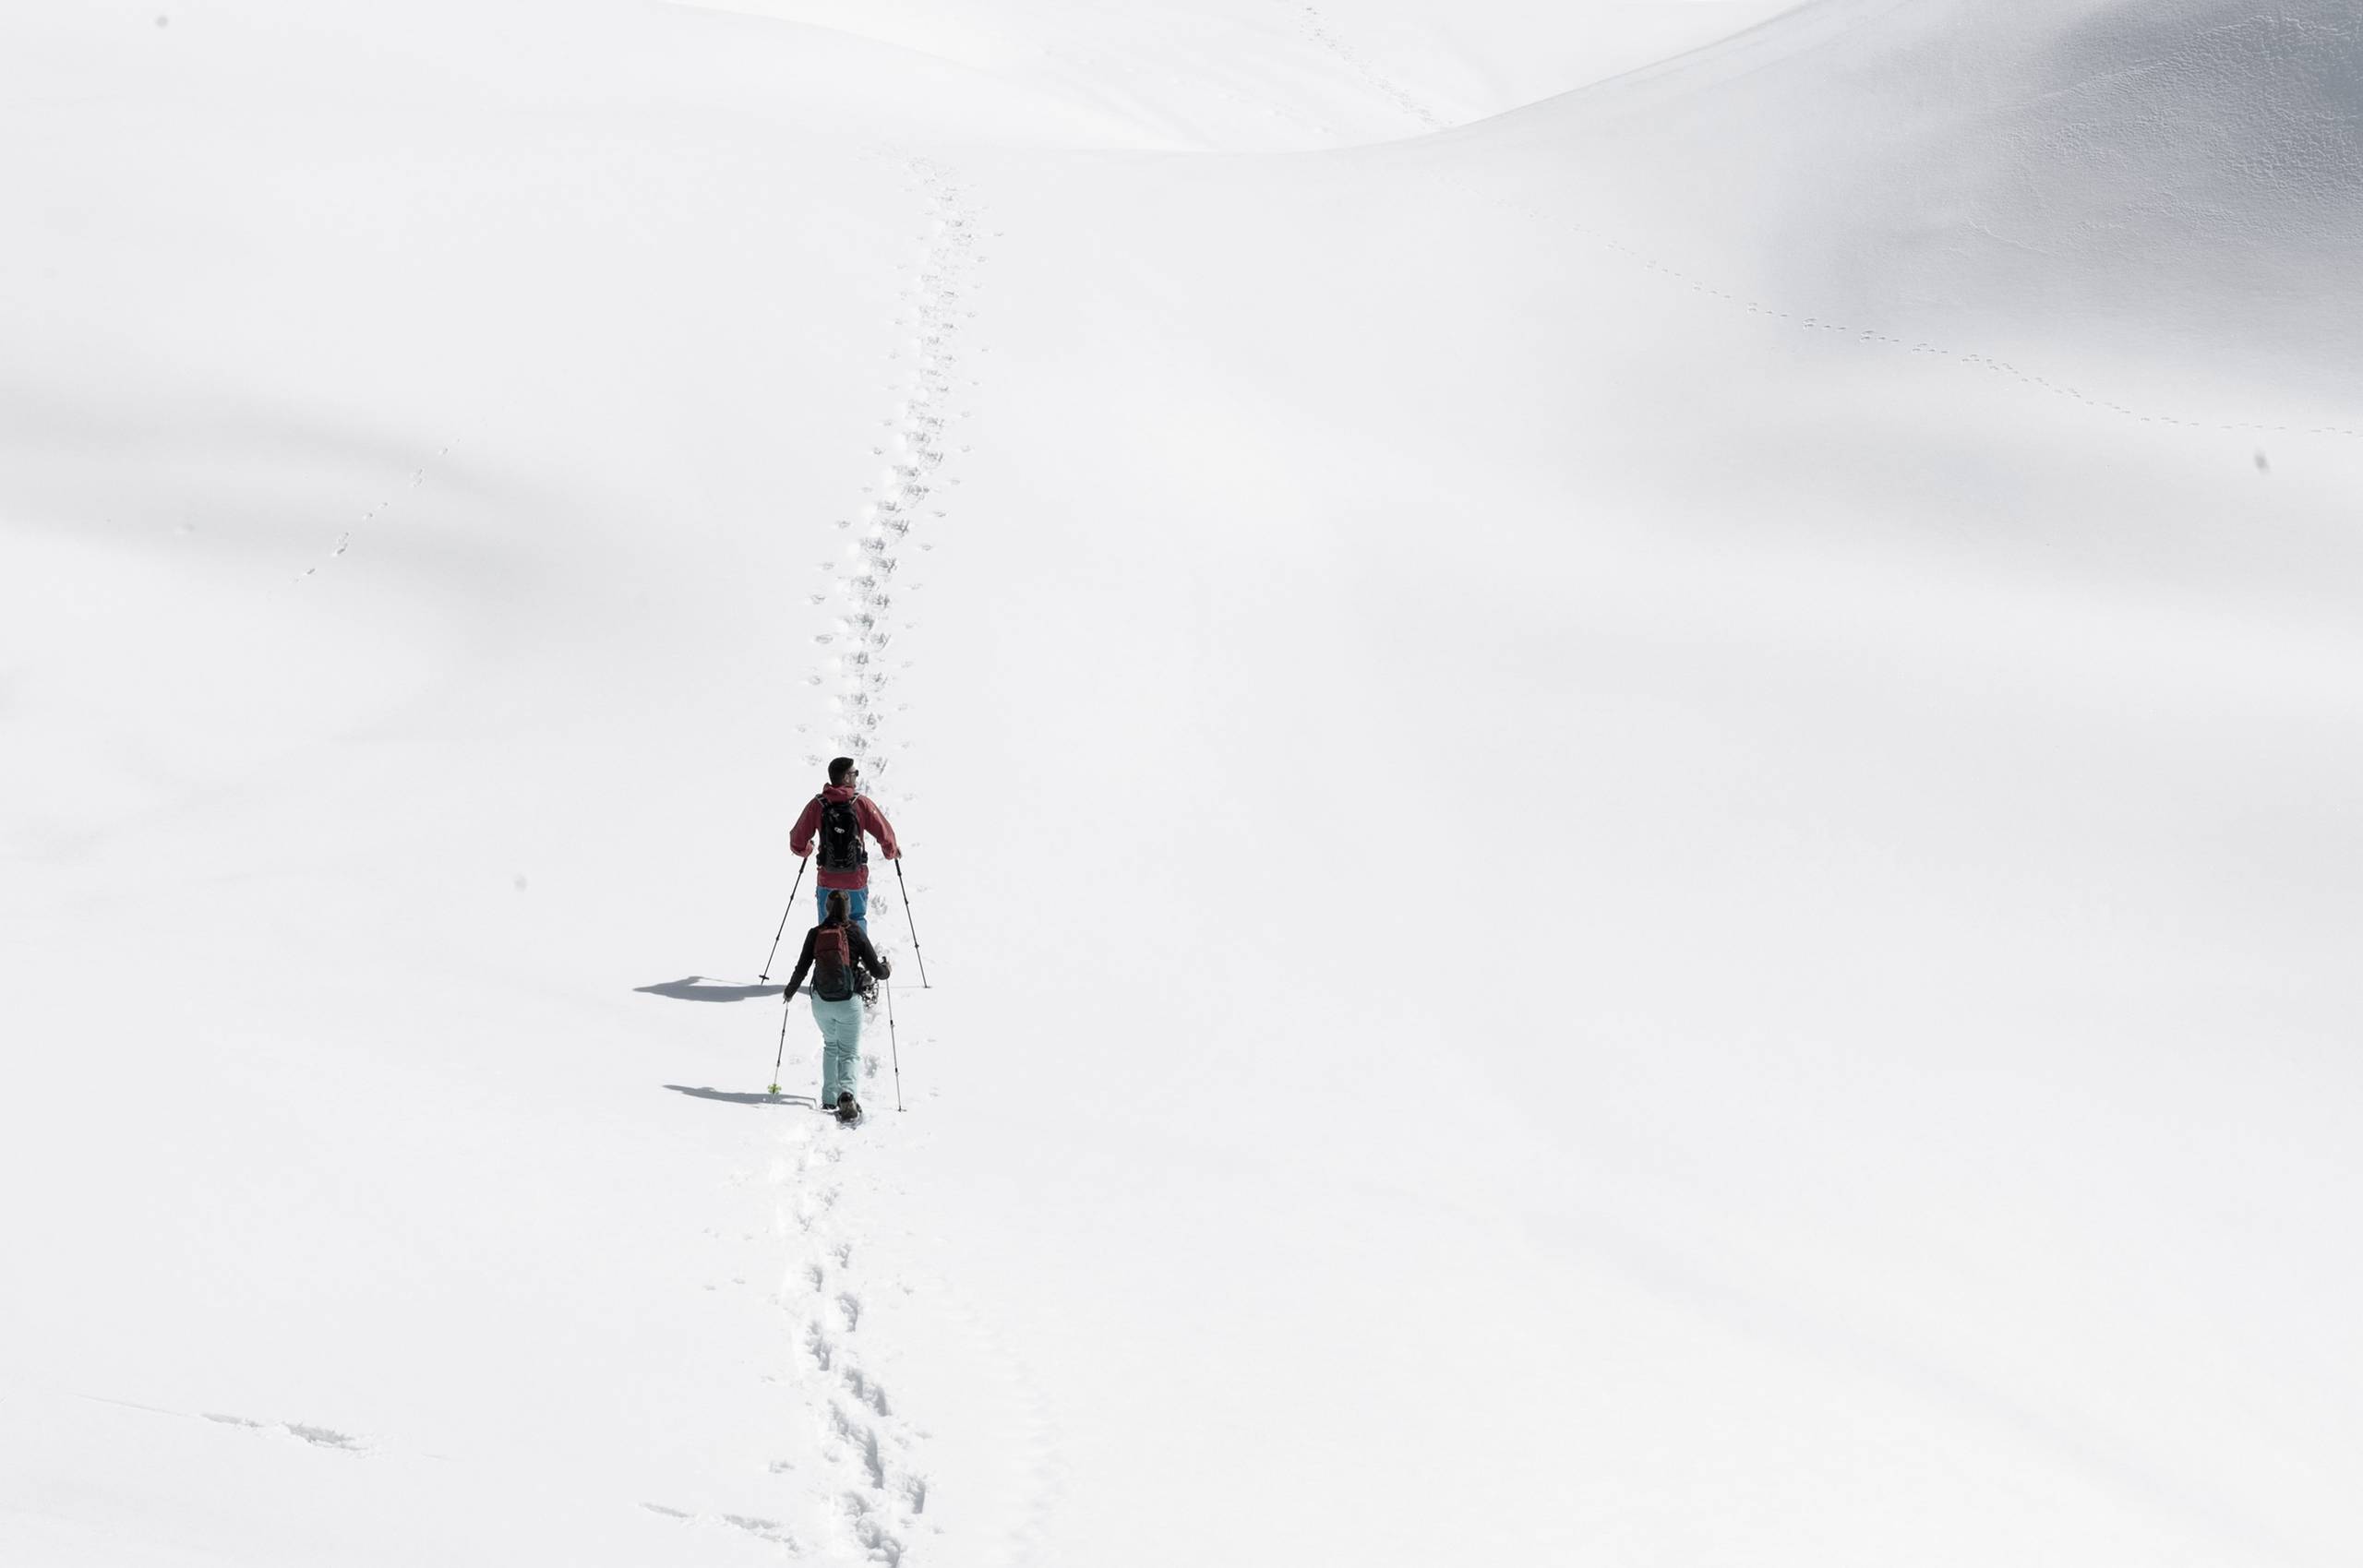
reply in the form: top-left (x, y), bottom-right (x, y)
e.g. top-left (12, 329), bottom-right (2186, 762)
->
top-left (1474, 0), bottom-right (2363, 389)
top-left (3, 2), bottom-right (2358, 1565)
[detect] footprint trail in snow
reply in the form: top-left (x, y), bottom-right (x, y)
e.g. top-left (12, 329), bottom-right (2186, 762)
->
top-left (774, 1119), bottom-right (931, 1563)
top-left (695, 155), bottom-right (989, 1564)
top-left (810, 158), bottom-right (983, 796)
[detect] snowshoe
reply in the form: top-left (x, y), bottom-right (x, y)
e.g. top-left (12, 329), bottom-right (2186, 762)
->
top-left (834, 1092), bottom-right (863, 1124)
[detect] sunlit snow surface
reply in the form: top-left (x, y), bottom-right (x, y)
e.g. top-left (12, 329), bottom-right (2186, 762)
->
top-left (3, 2), bottom-right (2359, 1563)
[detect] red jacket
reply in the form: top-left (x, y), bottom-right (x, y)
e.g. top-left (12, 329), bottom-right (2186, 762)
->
top-left (789, 785), bottom-right (901, 890)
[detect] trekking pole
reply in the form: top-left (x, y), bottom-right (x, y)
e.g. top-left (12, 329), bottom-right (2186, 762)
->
top-left (768, 982), bottom-right (793, 1096)
top-left (893, 859), bottom-right (930, 987)
top-left (759, 856), bottom-right (810, 981)
top-left (885, 975), bottom-right (904, 1112)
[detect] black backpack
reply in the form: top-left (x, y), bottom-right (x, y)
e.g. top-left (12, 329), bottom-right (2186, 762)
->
top-left (815, 794), bottom-right (868, 873)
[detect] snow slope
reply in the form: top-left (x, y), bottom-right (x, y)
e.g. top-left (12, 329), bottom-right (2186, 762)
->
top-left (1461, 0), bottom-right (2363, 398)
top-left (3, 2), bottom-right (2358, 1564)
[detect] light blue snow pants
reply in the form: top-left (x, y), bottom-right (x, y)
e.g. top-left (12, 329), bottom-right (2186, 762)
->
top-left (811, 993), bottom-right (863, 1106)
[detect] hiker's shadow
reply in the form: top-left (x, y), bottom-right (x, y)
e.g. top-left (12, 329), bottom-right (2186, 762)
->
top-left (664, 1084), bottom-right (817, 1107)
top-left (636, 976), bottom-right (781, 1003)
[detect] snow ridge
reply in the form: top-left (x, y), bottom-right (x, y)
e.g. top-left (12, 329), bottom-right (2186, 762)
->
top-left (1477, 185), bottom-right (2363, 443)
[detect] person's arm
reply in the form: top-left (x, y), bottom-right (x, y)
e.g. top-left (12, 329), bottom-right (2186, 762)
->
top-left (859, 796), bottom-right (902, 860)
top-left (787, 796), bottom-right (821, 860)
top-left (849, 926), bottom-right (891, 981)
top-left (779, 929), bottom-right (818, 999)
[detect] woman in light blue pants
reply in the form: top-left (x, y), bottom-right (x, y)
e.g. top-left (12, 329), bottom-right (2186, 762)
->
top-left (811, 993), bottom-right (864, 1110)
top-left (779, 889), bottom-right (891, 1120)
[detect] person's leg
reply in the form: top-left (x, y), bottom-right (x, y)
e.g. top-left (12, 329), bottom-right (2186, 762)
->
top-left (816, 885), bottom-right (831, 927)
top-left (833, 999), bottom-right (865, 1106)
top-left (811, 993), bottom-right (842, 1104)
top-left (814, 996), bottom-right (864, 1107)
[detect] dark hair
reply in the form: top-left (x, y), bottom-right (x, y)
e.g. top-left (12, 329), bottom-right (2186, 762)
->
top-left (823, 890), bottom-right (849, 924)
top-left (827, 756), bottom-right (858, 785)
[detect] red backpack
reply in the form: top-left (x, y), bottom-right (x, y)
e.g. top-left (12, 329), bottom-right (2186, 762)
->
top-left (811, 925), bottom-right (858, 1000)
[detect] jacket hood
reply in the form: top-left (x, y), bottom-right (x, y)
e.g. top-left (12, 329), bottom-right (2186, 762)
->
top-left (820, 784), bottom-right (859, 803)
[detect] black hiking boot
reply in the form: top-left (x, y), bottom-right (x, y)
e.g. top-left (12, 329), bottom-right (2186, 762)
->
top-left (834, 1092), bottom-right (861, 1124)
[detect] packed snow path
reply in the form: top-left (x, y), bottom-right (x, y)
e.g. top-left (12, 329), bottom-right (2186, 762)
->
top-left (749, 155), bottom-right (993, 1563)
top-left (642, 1120), bottom-right (931, 1562)
top-left (810, 158), bottom-right (987, 792)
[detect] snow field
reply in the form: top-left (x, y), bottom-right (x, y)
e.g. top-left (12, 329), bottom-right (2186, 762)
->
top-left (5, 2), bottom-right (2361, 1564)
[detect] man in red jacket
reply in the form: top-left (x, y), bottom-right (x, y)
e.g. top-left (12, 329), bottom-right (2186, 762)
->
top-left (788, 757), bottom-right (902, 937)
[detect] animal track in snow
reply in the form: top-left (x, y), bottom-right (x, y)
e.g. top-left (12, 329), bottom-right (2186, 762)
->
top-left (294, 444), bottom-right (453, 583)
top-left (1288, 3), bottom-right (1446, 132)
